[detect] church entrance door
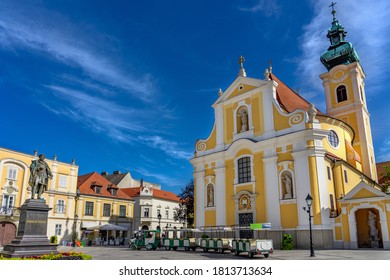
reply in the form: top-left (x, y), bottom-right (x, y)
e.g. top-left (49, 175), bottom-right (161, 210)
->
top-left (238, 213), bottom-right (253, 239)
top-left (356, 208), bottom-right (383, 248)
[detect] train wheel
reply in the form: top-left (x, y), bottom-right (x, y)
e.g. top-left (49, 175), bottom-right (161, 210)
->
top-left (192, 247), bottom-right (196, 251)
top-left (185, 247), bottom-right (190, 251)
top-left (165, 246), bottom-right (170, 251)
top-left (173, 247), bottom-right (178, 251)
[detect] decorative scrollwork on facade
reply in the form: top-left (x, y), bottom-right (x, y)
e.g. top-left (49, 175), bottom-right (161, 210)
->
top-left (196, 142), bottom-right (206, 152)
top-left (288, 113), bottom-right (304, 126)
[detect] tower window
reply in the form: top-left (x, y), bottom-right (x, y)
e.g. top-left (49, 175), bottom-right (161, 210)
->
top-left (238, 157), bottom-right (251, 184)
top-left (336, 85), bottom-right (347, 102)
top-left (327, 130), bottom-right (339, 148)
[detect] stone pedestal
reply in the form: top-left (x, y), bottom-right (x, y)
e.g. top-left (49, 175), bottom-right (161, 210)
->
top-left (0, 199), bottom-right (59, 257)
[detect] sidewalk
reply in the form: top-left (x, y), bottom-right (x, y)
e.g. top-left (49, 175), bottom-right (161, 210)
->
top-left (58, 245), bottom-right (390, 260)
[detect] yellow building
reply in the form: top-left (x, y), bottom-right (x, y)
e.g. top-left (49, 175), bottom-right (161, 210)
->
top-left (76, 172), bottom-right (134, 244)
top-left (190, 7), bottom-right (390, 249)
top-left (0, 147), bottom-right (78, 246)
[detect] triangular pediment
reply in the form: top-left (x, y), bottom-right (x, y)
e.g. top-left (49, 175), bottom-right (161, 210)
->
top-left (213, 76), bottom-right (268, 107)
top-left (342, 181), bottom-right (385, 200)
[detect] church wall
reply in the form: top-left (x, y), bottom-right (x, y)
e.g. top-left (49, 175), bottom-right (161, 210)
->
top-left (328, 73), bottom-right (355, 108)
top-left (321, 123), bottom-right (348, 160)
top-left (252, 96), bottom-right (263, 136)
top-left (336, 112), bottom-right (360, 143)
top-left (280, 203), bottom-right (298, 228)
top-left (204, 209), bottom-right (216, 226)
top-left (203, 124), bottom-right (217, 152)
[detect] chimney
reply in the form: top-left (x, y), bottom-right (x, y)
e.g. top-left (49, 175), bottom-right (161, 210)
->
top-left (101, 171), bottom-right (108, 176)
top-left (113, 171), bottom-right (121, 175)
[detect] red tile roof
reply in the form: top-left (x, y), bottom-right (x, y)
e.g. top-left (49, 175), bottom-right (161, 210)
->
top-left (270, 73), bottom-right (321, 113)
top-left (121, 187), bottom-right (180, 202)
top-left (77, 172), bottom-right (132, 200)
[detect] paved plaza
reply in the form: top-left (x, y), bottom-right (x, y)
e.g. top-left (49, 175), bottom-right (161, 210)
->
top-left (58, 245), bottom-right (390, 260)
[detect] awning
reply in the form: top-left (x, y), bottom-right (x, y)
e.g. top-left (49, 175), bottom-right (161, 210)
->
top-left (87, 223), bottom-right (129, 231)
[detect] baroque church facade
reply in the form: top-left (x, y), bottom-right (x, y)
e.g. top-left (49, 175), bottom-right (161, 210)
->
top-left (190, 7), bottom-right (390, 249)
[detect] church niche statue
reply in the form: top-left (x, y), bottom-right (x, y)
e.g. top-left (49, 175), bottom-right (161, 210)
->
top-left (368, 210), bottom-right (379, 248)
top-left (207, 184), bottom-right (214, 207)
top-left (282, 172), bottom-right (293, 199)
top-left (239, 107), bottom-right (248, 132)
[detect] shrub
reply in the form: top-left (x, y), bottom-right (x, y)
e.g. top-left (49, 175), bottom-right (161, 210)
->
top-left (281, 234), bottom-right (293, 250)
top-left (50, 235), bottom-right (58, 244)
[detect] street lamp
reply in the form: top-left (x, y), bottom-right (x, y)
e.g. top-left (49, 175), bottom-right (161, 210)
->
top-left (303, 193), bottom-right (315, 257)
top-left (157, 212), bottom-right (162, 230)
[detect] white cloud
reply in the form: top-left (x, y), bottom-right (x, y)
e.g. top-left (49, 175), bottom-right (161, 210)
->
top-left (0, 2), bottom-right (155, 102)
top-left (44, 85), bottom-right (149, 141)
top-left (139, 135), bottom-right (193, 160)
top-left (296, 0), bottom-right (390, 104)
top-left (239, 0), bottom-right (281, 17)
top-left (132, 167), bottom-right (185, 189)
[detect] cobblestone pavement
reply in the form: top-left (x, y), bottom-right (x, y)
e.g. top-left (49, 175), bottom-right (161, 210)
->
top-left (58, 245), bottom-right (390, 260)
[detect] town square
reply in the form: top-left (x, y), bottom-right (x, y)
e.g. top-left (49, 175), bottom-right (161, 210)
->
top-left (0, 2), bottom-right (390, 277)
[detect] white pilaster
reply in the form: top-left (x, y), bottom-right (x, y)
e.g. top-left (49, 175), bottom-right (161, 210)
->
top-left (50, 163), bottom-right (58, 191)
top-left (262, 81), bottom-right (277, 138)
top-left (194, 170), bottom-right (205, 227)
top-left (321, 77), bottom-right (332, 114)
top-left (67, 196), bottom-right (75, 217)
top-left (314, 151), bottom-right (331, 227)
top-left (263, 156), bottom-right (280, 229)
top-left (292, 150), bottom-right (311, 228)
top-left (215, 104), bottom-right (224, 150)
top-left (215, 165), bottom-right (226, 226)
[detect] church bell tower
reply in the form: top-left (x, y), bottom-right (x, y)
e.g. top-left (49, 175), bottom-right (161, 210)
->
top-left (319, 3), bottom-right (377, 181)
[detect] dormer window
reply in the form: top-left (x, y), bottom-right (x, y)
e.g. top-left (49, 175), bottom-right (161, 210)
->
top-left (110, 189), bottom-right (117, 196)
top-left (90, 182), bottom-right (102, 194)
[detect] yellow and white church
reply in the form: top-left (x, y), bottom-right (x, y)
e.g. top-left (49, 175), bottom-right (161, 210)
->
top-left (190, 7), bottom-right (390, 249)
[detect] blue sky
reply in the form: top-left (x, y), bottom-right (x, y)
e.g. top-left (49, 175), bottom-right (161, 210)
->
top-left (1, 0), bottom-right (389, 194)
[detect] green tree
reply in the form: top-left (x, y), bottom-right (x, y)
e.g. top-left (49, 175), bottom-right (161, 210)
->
top-left (176, 179), bottom-right (194, 228)
top-left (380, 165), bottom-right (390, 192)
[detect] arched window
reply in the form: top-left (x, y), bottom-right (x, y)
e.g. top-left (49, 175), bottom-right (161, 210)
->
top-left (336, 85), bottom-right (347, 102)
top-left (327, 130), bottom-right (339, 148)
top-left (238, 157), bottom-right (251, 183)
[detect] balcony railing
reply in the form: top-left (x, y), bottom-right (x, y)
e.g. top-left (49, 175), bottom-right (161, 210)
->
top-left (0, 206), bottom-right (20, 216)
